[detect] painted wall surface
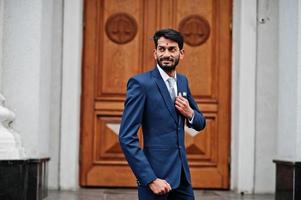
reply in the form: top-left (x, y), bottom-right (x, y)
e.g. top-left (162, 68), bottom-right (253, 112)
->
top-left (255, 0), bottom-right (278, 193)
top-left (0, 0), bottom-right (3, 86)
top-left (2, 0), bottom-right (43, 157)
top-left (1, 0), bottom-right (63, 189)
top-left (297, 0), bottom-right (301, 161)
top-left (277, 0), bottom-right (300, 161)
top-left (231, 0), bottom-right (280, 193)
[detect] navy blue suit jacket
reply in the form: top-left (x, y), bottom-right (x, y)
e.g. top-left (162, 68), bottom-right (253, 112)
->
top-left (119, 67), bottom-right (206, 189)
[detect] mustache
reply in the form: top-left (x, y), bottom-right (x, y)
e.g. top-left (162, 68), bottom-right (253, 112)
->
top-left (159, 57), bottom-right (174, 61)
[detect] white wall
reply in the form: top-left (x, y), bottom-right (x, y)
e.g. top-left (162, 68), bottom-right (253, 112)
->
top-left (2, 0), bottom-right (45, 157)
top-left (1, 0), bottom-right (63, 189)
top-left (0, 0), bottom-right (82, 190)
top-left (277, 0), bottom-right (301, 161)
top-left (232, 0), bottom-right (280, 193)
top-left (0, 0), bottom-right (3, 86)
top-left (298, 0), bottom-right (301, 160)
top-left (254, 0), bottom-right (278, 193)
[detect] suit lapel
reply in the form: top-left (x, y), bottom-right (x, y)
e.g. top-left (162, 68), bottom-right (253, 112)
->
top-left (151, 68), bottom-right (178, 123)
top-left (177, 75), bottom-right (186, 98)
top-left (176, 75), bottom-right (186, 125)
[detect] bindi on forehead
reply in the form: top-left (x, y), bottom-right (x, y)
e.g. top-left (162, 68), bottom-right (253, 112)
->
top-left (160, 43), bottom-right (172, 46)
top-left (157, 37), bottom-right (179, 49)
top-left (158, 43), bottom-right (177, 48)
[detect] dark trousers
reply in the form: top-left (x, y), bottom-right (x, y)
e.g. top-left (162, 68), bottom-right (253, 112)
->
top-left (138, 169), bottom-right (195, 200)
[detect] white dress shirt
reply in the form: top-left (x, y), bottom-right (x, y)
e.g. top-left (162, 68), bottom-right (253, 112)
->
top-left (157, 64), bottom-right (178, 96)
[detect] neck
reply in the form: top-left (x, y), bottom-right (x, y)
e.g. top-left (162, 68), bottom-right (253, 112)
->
top-left (156, 64), bottom-right (176, 77)
top-left (166, 70), bottom-right (176, 77)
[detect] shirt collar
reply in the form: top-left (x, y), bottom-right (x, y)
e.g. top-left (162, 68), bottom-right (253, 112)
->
top-left (156, 64), bottom-right (177, 82)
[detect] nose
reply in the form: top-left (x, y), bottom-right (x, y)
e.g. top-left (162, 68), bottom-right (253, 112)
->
top-left (161, 49), bottom-right (171, 58)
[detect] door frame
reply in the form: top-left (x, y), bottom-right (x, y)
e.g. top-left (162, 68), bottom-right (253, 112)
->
top-left (59, 0), bottom-right (257, 192)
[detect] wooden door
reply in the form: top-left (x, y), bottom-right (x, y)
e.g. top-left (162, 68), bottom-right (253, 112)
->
top-left (80, 0), bottom-right (232, 188)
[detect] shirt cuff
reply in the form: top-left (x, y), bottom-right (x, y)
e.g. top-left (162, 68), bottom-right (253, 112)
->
top-left (188, 112), bottom-right (194, 124)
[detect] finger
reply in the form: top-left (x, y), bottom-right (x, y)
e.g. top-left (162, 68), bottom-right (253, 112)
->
top-left (175, 104), bottom-right (183, 112)
top-left (175, 100), bottom-right (183, 107)
top-left (179, 99), bottom-right (190, 109)
top-left (176, 102), bottom-right (187, 111)
top-left (176, 104), bottom-right (187, 113)
top-left (177, 96), bottom-right (186, 101)
top-left (176, 97), bottom-right (186, 105)
top-left (158, 181), bottom-right (168, 194)
top-left (157, 188), bottom-right (164, 195)
top-left (159, 188), bottom-right (167, 195)
top-left (176, 97), bottom-right (187, 106)
top-left (166, 182), bottom-right (172, 191)
top-left (175, 96), bottom-right (184, 102)
top-left (164, 185), bottom-right (170, 193)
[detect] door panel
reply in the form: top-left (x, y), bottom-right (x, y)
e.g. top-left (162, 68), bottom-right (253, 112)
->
top-left (81, 0), bottom-right (232, 188)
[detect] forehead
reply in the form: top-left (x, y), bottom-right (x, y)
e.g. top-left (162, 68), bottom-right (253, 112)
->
top-left (157, 37), bottom-right (179, 47)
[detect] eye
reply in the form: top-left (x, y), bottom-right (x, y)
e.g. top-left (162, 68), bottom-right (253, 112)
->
top-left (168, 47), bottom-right (177, 53)
top-left (158, 47), bottom-right (165, 52)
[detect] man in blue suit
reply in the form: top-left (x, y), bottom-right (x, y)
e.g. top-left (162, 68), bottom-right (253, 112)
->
top-left (119, 28), bottom-right (206, 200)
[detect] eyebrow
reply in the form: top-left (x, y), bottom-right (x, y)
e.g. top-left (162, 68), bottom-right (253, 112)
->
top-left (157, 45), bottom-right (178, 48)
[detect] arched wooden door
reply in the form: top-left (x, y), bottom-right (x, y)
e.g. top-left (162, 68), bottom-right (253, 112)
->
top-left (80, 0), bottom-right (232, 188)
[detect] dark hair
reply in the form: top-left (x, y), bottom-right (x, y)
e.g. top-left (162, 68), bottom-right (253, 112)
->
top-left (153, 28), bottom-right (184, 50)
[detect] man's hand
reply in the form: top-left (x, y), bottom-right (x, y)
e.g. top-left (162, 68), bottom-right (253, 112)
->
top-left (175, 95), bottom-right (194, 119)
top-left (148, 178), bottom-right (172, 195)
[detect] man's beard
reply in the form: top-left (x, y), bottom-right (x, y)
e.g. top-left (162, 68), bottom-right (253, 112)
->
top-left (157, 56), bottom-right (180, 73)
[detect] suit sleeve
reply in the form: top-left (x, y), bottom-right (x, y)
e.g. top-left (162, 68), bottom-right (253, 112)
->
top-left (185, 77), bottom-right (206, 131)
top-left (119, 78), bottom-right (157, 186)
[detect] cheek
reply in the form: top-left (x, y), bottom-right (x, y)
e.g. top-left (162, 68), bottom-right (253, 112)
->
top-left (154, 53), bottom-right (162, 60)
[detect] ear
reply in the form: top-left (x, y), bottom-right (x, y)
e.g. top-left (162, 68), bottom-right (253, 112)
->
top-left (180, 49), bottom-right (185, 59)
top-left (153, 49), bottom-right (158, 60)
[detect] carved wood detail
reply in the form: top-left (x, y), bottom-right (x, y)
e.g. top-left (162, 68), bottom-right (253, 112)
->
top-left (179, 15), bottom-right (210, 46)
top-left (105, 13), bottom-right (138, 44)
